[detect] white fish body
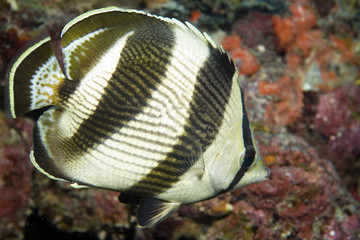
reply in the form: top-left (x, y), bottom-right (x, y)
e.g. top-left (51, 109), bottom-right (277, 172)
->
top-left (5, 7), bottom-right (270, 227)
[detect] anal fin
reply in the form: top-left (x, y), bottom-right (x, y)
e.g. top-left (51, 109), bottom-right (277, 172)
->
top-left (31, 107), bottom-right (68, 182)
top-left (137, 198), bottom-right (180, 228)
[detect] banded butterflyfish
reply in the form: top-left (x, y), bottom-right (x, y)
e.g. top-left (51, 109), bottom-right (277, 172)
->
top-left (5, 7), bottom-right (270, 227)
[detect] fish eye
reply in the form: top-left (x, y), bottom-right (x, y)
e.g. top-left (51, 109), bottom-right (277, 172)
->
top-left (238, 150), bottom-right (246, 166)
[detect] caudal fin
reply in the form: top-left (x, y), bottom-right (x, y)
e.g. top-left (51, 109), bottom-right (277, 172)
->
top-left (5, 35), bottom-right (64, 118)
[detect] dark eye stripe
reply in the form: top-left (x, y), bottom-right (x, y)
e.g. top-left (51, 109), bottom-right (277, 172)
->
top-left (220, 88), bottom-right (255, 193)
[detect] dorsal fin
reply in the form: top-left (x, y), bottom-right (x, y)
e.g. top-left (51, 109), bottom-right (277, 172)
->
top-left (5, 34), bottom-right (65, 118)
top-left (59, 7), bottom-right (174, 81)
top-left (59, 7), bottom-right (228, 81)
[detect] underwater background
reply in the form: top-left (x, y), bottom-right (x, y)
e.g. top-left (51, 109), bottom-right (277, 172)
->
top-left (0, 0), bottom-right (359, 239)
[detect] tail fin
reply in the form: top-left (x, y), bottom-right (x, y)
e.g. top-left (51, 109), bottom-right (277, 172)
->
top-left (5, 35), bottom-right (64, 118)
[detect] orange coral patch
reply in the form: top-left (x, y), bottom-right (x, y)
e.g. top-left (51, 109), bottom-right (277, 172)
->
top-left (231, 48), bottom-right (260, 75)
top-left (289, 2), bottom-right (316, 34)
top-left (221, 35), bottom-right (260, 75)
top-left (258, 81), bottom-right (279, 95)
top-left (263, 155), bottom-right (277, 165)
top-left (221, 35), bottom-right (242, 51)
top-left (259, 76), bottom-right (303, 125)
top-left (285, 53), bottom-right (302, 73)
top-left (330, 35), bottom-right (358, 64)
top-left (295, 30), bottom-right (323, 57)
top-left (189, 10), bottom-right (201, 22)
top-left (271, 15), bottom-right (294, 47)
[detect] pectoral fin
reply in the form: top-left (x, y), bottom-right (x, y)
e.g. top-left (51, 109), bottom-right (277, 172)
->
top-left (137, 198), bottom-right (180, 228)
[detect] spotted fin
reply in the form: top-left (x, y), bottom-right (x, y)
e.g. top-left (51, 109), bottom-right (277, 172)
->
top-left (5, 35), bottom-right (65, 118)
top-left (137, 198), bottom-right (180, 228)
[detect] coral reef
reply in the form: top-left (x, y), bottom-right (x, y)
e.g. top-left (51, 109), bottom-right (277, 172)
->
top-left (203, 132), bottom-right (360, 240)
top-left (0, 113), bottom-right (33, 239)
top-left (29, 173), bottom-right (132, 240)
top-left (178, 0), bottom-right (287, 31)
top-left (258, 75), bottom-right (303, 126)
top-left (257, 0), bottom-right (359, 126)
top-left (0, 0), bottom-right (359, 239)
top-left (142, 133), bottom-right (360, 240)
top-left (221, 35), bottom-right (260, 75)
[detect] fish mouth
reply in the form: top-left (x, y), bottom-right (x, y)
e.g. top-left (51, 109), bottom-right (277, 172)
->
top-left (254, 155), bottom-right (271, 181)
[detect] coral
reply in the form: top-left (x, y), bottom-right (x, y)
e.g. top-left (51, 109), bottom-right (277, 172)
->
top-left (314, 86), bottom-right (349, 138)
top-left (175, 0), bottom-right (286, 30)
top-left (188, 9), bottom-right (201, 23)
top-left (258, 76), bottom-right (303, 126)
top-left (271, 0), bottom-right (359, 88)
top-left (329, 121), bottom-right (360, 158)
top-left (150, 1), bottom-right (190, 22)
top-left (1, 0), bottom-right (359, 239)
top-left (143, 131), bottom-right (360, 240)
top-left (258, 0), bottom-right (359, 127)
top-left (232, 11), bottom-right (277, 50)
top-left (30, 173), bottom-right (132, 239)
top-left (200, 133), bottom-right (360, 240)
top-left (139, 0), bottom-right (168, 9)
top-left (312, 0), bottom-right (335, 17)
top-left (312, 83), bottom-right (360, 199)
top-left (222, 35), bottom-right (260, 75)
top-left (271, 0), bottom-right (317, 52)
top-left (0, 113), bottom-right (33, 239)
top-left (315, 83), bottom-right (360, 157)
top-left (0, 2), bottom-right (32, 86)
top-left (330, 35), bottom-right (359, 64)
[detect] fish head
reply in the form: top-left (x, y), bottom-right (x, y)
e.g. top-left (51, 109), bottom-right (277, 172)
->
top-left (161, 120), bottom-right (270, 204)
top-left (206, 119), bottom-right (270, 195)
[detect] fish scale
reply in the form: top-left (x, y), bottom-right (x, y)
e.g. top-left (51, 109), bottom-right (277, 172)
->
top-left (5, 7), bottom-right (270, 227)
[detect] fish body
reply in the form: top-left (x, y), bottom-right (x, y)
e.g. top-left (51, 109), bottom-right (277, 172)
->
top-left (5, 7), bottom-right (270, 227)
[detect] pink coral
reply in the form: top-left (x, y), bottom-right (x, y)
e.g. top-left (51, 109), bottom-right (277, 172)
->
top-left (202, 133), bottom-right (360, 240)
top-left (329, 121), bottom-right (360, 158)
top-left (0, 114), bottom-right (33, 239)
top-left (315, 88), bottom-right (349, 137)
top-left (232, 11), bottom-right (277, 49)
top-left (315, 84), bottom-right (360, 158)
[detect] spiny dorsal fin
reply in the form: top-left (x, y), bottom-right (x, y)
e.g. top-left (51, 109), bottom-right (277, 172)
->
top-left (60, 6), bottom-right (228, 81)
top-left (60, 7), bottom-right (175, 81)
top-left (137, 198), bottom-right (180, 228)
top-left (183, 20), bottom-right (234, 68)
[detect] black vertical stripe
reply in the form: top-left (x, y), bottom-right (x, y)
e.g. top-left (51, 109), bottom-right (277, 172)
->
top-left (128, 46), bottom-right (237, 197)
top-left (33, 111), bottom-right (66, 179)
top-left (219, 89), bottom-right (255, 194)
top-left (52, 19), bottom-right (176, 158)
